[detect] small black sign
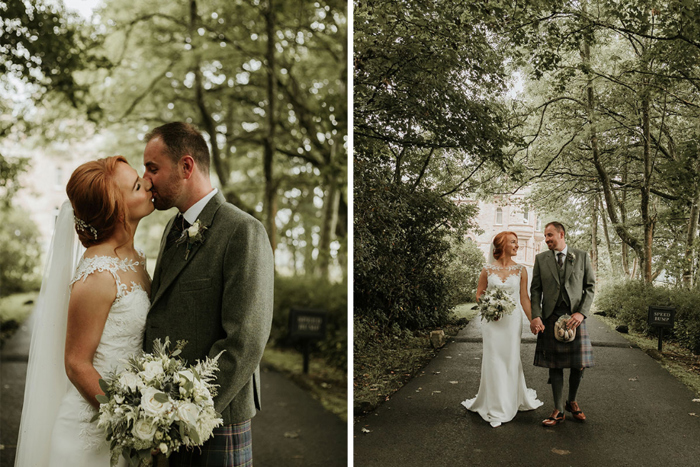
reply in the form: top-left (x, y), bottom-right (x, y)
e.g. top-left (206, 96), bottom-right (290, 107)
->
top-left (648, 306), bottom-right (675, 328)
top-left (288, 308), bottom-right (327, 340)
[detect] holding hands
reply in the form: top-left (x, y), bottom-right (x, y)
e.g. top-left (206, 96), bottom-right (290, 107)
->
top-left (530, 317), bottom-right (545, 335)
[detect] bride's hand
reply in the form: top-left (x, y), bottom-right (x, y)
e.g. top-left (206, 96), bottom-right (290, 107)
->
top-left (530, 317), bottom-right (544, 335)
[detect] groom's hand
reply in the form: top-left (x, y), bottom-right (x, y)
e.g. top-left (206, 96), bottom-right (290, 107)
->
top-left (567, 312), bottom-right (584, 329)
top-left (530, 317), bottom-right (544, 335)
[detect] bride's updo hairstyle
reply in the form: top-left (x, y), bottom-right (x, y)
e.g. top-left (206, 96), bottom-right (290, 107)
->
top-left (491, 231), bottom-right (518, 261)
top-left (66, 155), bottom-right (131, 248)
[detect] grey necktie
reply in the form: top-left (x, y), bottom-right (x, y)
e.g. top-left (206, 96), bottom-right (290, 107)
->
top-left (557, 252), bottom-right (564, 268)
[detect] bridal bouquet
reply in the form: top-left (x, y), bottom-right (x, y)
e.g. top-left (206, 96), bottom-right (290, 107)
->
top-left (93, 338), bottom-right (224, 467)
top-left (477, 287), bottom-right (516, 322)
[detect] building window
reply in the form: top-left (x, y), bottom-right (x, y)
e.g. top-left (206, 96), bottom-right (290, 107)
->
top-left (496, 208), bottom-right (503, 225)
top-left (523, 206), bottom-right (529, 223)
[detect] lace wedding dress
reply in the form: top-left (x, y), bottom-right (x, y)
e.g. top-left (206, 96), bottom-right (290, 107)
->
top-left (461, 264), bottom-right (543, 427)
top-left (47, 255), bottom-right (150, 466)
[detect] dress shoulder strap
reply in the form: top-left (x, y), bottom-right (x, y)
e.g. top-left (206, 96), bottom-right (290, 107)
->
top-left (71, 256), bottom-right (141, 299)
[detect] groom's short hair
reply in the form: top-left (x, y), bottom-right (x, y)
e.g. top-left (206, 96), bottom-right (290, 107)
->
top-left (545, 221), bottom-right (566, 234)
top-left (145, 122), bottom-right (210, 174)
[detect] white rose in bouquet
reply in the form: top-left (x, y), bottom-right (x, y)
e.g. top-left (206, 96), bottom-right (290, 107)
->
top-left (176, 401), bottom-right (200, 425)
top-left (118, 371), bottom-right (141, 392)
top-left (140, 387), bottom-right (172, 418)
top-left (142, 360), bottom-right (165, 381)
top-left (132, 418), bottom-right (157, 442)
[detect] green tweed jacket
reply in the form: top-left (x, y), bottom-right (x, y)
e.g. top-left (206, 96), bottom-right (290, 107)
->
top-left (530, 247), bottom-right (595, 321)
top-left (144, 191), bottom-right (274, 424)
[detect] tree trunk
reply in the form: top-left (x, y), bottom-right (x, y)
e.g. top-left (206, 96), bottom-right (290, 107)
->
top-left (263, 0), bottom-right (277, 253)
top-left (684, 185), bottom-right (700, 286)
top-left (317, 170), bottom-right (340, 281)
top-left (640, 90), bottom-right (654, 283)
top-left (599, 194), bottom-right (617, 275)
top-left (580, 22), bottom-right (645, 272)
top-left (591, 194), bottom-right (598, 272)
top-left (620, 158), bottom-right (630, 277)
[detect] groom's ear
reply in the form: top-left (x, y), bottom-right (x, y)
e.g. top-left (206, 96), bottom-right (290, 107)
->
top-left (180, 155), bottom-right (196, 180)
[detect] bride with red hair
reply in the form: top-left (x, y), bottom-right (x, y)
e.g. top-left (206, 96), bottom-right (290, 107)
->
top-left (15, 156), bottom-right (154, 466)
top-left (461, 231), bottom-right (543, 427)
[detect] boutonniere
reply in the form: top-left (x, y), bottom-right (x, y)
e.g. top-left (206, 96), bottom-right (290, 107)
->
top-left (567, 252), bottom-right (576, 263)
top-left (177, 219), bottom-right (208, 260)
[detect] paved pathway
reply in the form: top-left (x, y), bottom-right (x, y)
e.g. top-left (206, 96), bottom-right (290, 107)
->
top-left (354, 313), bottom-right (700, 466)
top-left (1, 310), bottom-right (346, 466)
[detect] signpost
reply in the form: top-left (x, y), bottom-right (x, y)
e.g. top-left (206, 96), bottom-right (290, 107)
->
top-left (647, 306), bottom-right (675, 352)
top-left (288, 308), bottom-right (327, 373)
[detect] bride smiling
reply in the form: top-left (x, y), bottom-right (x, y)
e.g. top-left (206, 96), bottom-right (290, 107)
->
top-left (461, 231), bottom-right (543, 427)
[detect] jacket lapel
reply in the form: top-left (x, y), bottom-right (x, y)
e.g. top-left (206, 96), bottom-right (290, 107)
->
top-left (547, 250), bottom-right (560, 284)
top-left (151, 215), bottom-right (176, 296)
top-left (564, 249), bottom-right (576, 284)
top-left (150, 192), bottom-right (225, 309)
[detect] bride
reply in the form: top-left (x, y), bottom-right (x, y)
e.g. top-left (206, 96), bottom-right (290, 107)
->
top-left (461, 231), bottom-right (543, 427)
top-left (15, 156), bottom-right (154, 466)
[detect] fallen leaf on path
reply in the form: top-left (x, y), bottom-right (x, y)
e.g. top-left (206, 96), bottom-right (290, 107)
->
top-left (690, 413), bottom-right (699, 417)
top-left (432, 391), bottom-right (442, 395)
top-left (284, 431), bottom-right (300, 439)
top-left (449, 381), bottom-right (459, 384)
top-left (445, 356), bottom-right (452, 359)
top-left (361, 427), bottom-right (371, 433)
top-left (629, 377), bottom-right (639, 382)
top-left (552, 448), bottom-right (571, 455)
top-left (433, 371), bottom-right (441, 375)
top-left (693, 399), bottom-right (700, 403)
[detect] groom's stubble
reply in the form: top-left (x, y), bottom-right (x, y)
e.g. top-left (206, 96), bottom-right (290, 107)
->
top-left (144, 137), bottom-right (187, 211)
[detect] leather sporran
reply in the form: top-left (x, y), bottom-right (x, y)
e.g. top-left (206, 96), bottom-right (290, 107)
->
top-left (554, 314), bottom-right (576, 342)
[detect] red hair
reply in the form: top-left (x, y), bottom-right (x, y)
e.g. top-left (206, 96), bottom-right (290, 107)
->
top-left (66, 156), bottom-right (131, 248)
top-left (492, 231), bottom-right (518, 260)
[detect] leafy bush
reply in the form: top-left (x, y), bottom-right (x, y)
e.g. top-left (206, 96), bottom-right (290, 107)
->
top-left (445, 236), bottom-right (484, 305)
top-left (354, 157), bottom-right (478, 330)
top-left (0, 208), bottom-right (42, 296)
top-left (595, 280), bottom-right (700, 353)
top-left (270, 276), bottom-right (347, 371)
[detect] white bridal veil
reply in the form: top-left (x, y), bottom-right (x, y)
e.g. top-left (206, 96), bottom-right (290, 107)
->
top-left (15, 201), bottom-right (83, 467)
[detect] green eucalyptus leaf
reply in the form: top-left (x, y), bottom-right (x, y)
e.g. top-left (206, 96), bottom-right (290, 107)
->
top-left (154, 392), bottom-right (170, 403)
top-left (98, 378), bottom-right (110, 394)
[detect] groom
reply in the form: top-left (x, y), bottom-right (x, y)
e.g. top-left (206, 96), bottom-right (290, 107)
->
top-left (142, 122), bottom-right (274, 465)
top-left (530, 221), bottom-right (595, 427)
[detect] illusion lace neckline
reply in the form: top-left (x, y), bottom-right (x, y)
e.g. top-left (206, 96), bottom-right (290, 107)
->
top-left (485, 263), bottom-right (523, 282)
top-left (71, 253), bottom-right (149, 299)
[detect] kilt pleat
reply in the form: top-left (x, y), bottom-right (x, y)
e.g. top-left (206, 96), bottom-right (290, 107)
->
top-left (168, 420), bottom-right (253, 467)
top-left (533, 313), bottom-right (594, 369)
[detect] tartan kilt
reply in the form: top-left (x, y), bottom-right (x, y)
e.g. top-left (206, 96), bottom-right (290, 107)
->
top-left (533, 313), bottom-right (594, 369)
top-left (167, 420), bottom-right (253, 467)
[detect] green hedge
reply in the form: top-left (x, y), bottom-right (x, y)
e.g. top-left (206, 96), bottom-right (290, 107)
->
top-left (270, 276), bottom-right (347, 372)
top-left (595, 280), bottom-right (700, 353)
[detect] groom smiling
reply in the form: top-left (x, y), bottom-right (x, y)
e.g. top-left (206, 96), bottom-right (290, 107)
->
top-left (142, 122), bottom-right (274, 466)
top-left (530, 221), bottom-right (595, 427)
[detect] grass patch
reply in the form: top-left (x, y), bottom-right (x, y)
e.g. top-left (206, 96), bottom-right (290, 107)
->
top-left (597, 314), bottom-right (700, 397)
top-left (0, 292), bottom-right (38, 347)
top-left (353, 305), bottom-right (473, 418)
top-left (262, 345), bottom-right (347, 422)
top-left (0, 292), bottom-right (38, 323)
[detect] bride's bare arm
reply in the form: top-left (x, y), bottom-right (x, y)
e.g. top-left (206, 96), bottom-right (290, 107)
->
top-left (475, 268), bottom-right (488, 301)
top-left (64, 271), bottom-right (115, 409)
top-left (520, 267), bottom-right (533, 321)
